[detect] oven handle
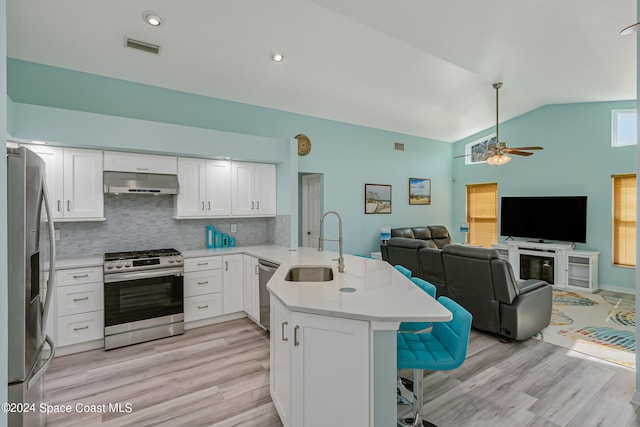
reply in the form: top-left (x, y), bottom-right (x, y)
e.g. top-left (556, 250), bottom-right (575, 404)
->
top-left (104, 267), bottom-right (184, 283)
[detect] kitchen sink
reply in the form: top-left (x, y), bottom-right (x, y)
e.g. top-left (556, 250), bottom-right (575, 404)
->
top-left (284, 266), bottom-right (334, 282)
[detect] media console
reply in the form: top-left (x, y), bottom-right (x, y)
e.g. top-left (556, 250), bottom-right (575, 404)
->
top-left (493, 241), bottom-right (599, 292)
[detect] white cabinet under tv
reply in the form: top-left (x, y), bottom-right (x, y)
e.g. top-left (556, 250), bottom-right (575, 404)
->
top-left (494, 241), bottom-right (599, 292)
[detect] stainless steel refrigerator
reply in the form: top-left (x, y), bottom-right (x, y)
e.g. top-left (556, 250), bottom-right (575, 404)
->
top-left (7, 147), bottom-right (56, 427)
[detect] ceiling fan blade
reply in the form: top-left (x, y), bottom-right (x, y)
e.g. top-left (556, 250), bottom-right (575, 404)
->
top-left (479, 152), bottom-right (494, 160)
top-left (505, 150), bottom-right (534, 156)
top-left (454, 153), bottom-right (472, 158)
top-left (506, 146), bottom-right (543, 151)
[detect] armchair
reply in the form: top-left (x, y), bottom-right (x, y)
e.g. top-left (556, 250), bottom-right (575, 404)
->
top-left (441, 244), bottom-right (552, 341)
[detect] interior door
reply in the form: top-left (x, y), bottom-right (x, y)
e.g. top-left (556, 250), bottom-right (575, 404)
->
top-left (302, 174), bottom-right (322, 248)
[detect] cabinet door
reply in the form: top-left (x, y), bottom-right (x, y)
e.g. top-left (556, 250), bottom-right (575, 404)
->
top-left (231, 162), bottom-right (255, 216)
top-left (205, 160), bottom-right (231, 216)
top-left (243, 256), bottom-right (260, 321)
top-left (25, 145), bottom-right (65, 219)
top-left (254, 163), bottom-right (276, 216)
top-left (222, 254), bottom-right (244, 314)
top-left (103, 151), bottom-right (177, 174)
top-left (270, 296), bottom-right (291, 426)
top-left (63, 148), bottom-right (104, 219)
top-left (176, 157), bottom-right (206, 217)
top-left (290, 312), bottom-right (370, 427)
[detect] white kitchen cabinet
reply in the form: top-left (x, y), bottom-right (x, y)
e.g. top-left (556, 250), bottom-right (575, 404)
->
top-left (270, 296), bottom-right (370, 427)
top-left (103, 151), bottom-right (177, 174)
top-left (175, 158), bottom-right (231, 218)
top-left (231, 162), bottom-right (276, 216)
top-left (184, 257), bottom-right (223, 322)
top-left (243, 255), bottom-right (260, 322)
top-left (25, 145), bottom-right (104, 221)
top-left (223, 254), bottom-right (244, 314)
top-left (55, 266), bottom-right (104, 347)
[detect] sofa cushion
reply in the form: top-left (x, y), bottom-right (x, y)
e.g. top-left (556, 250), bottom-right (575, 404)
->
top-left (428, 225), bottom-right (454, 248)
top-left (411, 227), bottom-right (432, 240)
top-left (391, 228), bottom-right (416, 239)
top-left (442, 244), bottom-right (498, 260)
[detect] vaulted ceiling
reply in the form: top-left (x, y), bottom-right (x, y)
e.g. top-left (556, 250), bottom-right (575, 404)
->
top-left (6, 0), bottom-right (637, 142)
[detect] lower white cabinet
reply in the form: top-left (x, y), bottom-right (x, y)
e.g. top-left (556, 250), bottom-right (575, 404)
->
top-left (54, 266), bottom-right (104, 347)
top-left (270, 296), bottom-right (370, 427)
top-left (223, 254), bottom-right (244, 314)
top-left (184, 257), bottom-right (224, 322)
top-left (243, 256), bottom-right (260, 322)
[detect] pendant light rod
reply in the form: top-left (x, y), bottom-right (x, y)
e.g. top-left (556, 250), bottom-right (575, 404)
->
top-left (492, 82), bottom-right (502, 143)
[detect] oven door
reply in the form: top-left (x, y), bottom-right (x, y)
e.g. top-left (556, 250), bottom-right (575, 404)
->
top-left (104, 268), bottom-right (184, 328)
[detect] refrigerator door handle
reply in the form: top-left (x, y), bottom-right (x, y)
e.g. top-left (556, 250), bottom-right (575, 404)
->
top-left (41, 176), bottom-right (56, 335)
top-left (27, 335), bottom-right (55, 390)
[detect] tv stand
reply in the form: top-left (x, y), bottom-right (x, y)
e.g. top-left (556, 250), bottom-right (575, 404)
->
top-left (493, 240), bottom-right (598, 292)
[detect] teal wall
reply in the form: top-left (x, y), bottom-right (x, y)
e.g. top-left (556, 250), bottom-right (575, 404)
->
top-left (452, 100), bottom-right (637, 292)
top-left (7, 59), bottom-right (453, 257)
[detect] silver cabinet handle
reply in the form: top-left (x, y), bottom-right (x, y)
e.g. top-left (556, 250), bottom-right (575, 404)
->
top-left (256, 201), bottom-right (260, 210)
top-left (197, 281), bottom-right (209, 285)
top-left (67, 200), bottom-right (71, 211)
top-left (201, 201), bottom-right (205, 210)
top-left (197, 305), bottom-right (209, 310)
top-left (255, 264), bottom-right (259, 275)
top-left (294, 325), bottom-right (300, 346)
top-left (197, 262), bottom-right (208, 266)
top-left (57, 200), bottom-right (62, 212)
top-left (73, 274), bottom-right (89, 279)
top-left (282, 321), bottom-right (289, 341)
top-left (208, 201), bottom-right (211, 210)
top-left (251, 201), bottom-right (254, 210)
top-left (73, 325), bottom-right (89, 331)
top-left (136, 167), bottom-right (149, 171)
top-left (225, 261), bottom-right (229, 271)
top-left (73, 297), bottom-right (89, 302)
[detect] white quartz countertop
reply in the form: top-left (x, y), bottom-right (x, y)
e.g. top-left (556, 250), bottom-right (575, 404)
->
top-left (184, 245), bottom-right (452, 324)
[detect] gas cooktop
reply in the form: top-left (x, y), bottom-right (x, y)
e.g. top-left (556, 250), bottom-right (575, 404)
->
top-left (104, 248), bottom-right (183, 273)
top-left (104, 248), bottom-right (181, 261)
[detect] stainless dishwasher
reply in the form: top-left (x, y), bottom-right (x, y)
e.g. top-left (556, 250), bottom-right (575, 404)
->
top-left (258, 259), bottom-right (280, 331)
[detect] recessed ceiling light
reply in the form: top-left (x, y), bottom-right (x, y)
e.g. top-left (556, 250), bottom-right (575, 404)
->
top-left (621, 22), bottom-right (640, 35)
top-left (143, 11), bottom-right (163, 27)
top-left (271, 53), bottom-right (285, 62)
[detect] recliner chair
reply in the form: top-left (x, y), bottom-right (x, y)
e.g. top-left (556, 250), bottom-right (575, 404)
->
top-left (441, 244), bottom-right (552, 341)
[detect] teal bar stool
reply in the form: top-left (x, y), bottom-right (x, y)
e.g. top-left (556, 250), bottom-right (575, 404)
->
top-left (399, 278), bottom-right (437, 332)
top-left (394, 264), bottom-right (412, 278)
top-left (397, 297), bottom-right (472, 427)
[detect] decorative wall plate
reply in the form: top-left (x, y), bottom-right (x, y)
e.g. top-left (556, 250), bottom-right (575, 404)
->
top-left (295, 134), bottom-right (311, 156)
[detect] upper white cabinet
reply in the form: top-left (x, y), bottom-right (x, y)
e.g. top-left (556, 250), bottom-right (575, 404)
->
top-left (103, 151), bottom-right (177, 174)
top-left (175, 158), bottom-right (231, 218)
top-left (231, 162), bottom-right (276, 216)
top-left (26, 145), bottom-right (104, 221)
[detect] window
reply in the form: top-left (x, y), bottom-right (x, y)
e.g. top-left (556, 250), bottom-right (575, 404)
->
top-left (612, 110), bottom-right (637, 147)
top-left (464, 134), bottom-right (496, 164)
top-left (466, 182), bottom-right (498, 248)
top-left (612, 173), bottom-right (636, 267)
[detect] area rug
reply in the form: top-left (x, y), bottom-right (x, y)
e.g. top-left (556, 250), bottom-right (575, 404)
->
top-left (533, 289), bottom-right (636, 370)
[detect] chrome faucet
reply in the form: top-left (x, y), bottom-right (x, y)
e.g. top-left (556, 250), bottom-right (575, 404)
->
top-left (318, 210), bottom-right (345, 273)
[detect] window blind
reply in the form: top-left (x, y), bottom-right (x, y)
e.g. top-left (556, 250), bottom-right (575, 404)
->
top-left (466, 182), bottom-right (498, 248)
top-left (613, 173), bottom-right (636, 267)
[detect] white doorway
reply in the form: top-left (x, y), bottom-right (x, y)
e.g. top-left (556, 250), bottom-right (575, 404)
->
top-left (301, 174), bottom-right (322, 248)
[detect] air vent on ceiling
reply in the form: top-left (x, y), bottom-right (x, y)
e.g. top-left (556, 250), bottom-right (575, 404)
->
top-left (125, 38), bottom-right (160, 55)
top-left (394, 142), bottom-right (405, 151)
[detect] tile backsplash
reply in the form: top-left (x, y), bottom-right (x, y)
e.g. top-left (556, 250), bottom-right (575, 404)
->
top-left (54, 194), bottom-right (291, 259)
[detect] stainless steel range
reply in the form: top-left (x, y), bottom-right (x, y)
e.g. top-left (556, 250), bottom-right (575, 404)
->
top-left (103, 248), bottom-right (184, 350)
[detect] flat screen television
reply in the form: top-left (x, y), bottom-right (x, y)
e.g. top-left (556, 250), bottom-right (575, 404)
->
top-left (500, 196), bottom-right (588, 243)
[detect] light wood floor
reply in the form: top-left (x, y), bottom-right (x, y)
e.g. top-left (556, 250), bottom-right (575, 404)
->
top-left (45, 318), bottom-right (640, 426)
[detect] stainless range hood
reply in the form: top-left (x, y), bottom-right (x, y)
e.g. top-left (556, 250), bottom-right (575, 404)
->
top-left (104, 171), bottom-right (180, 195)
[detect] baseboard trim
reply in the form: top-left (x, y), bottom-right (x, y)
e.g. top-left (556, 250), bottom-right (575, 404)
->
top-left (596, 284), bottom-right (635, 295)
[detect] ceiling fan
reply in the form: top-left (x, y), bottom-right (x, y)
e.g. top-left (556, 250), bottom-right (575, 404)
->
top-left (457, 82), bottom-right (543, 165)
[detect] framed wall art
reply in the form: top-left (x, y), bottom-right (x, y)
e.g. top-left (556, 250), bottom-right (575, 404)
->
top-left (409, 178), bottom-right (431, 205)
top-left (365, 184), bottom-right (392, 214)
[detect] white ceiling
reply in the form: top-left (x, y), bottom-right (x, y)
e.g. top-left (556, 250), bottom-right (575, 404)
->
top-left (6, 0), bottom-right (637, 142)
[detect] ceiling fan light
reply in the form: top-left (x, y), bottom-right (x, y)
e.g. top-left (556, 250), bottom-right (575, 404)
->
top-left (486, 153), bottom-right (511, 166)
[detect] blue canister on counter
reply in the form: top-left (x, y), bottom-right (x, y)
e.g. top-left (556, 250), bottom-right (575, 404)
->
top-left (214, 231), bottom-right (222, 248)
top-left (206, 226), bottom-right (215, 248)
top-left (229, 237), bottom-right (236, 247)
top-left (221, 234), bottom-right (230, 247)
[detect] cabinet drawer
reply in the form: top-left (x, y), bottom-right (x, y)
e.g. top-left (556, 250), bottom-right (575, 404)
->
top-left (184, 256), bottom-right (222, 272)
top-left (184, 293), bottom-right (223, 322)
top-left (184, 270), bottom-right (222, 297)
top-left (57, 311), bottom-right (104, 346)
top-left (57, 282), bottom-right (104, 316)
top-left (56, 267), bottom-right (103, 286)
top-left (103, 151), bottom-right (178, 174)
